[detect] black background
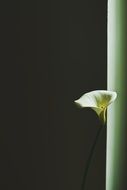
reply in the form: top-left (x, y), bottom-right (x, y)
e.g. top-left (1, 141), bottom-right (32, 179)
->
top-left (1, 0), bottom-right (107, 189)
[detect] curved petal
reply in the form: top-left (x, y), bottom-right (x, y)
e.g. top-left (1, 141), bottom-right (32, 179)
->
top-left (74, 90), bottom-right (117, 124)
top-left (75, 92), bottom-right (98, 108)
top-left (75, 90), bottom-right (117, 109)
top-left (88, 90), bottom-right (117, 108)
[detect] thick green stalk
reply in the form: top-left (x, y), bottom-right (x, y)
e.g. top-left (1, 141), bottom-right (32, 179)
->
top-left (107, 0), bottom-right (127, 189)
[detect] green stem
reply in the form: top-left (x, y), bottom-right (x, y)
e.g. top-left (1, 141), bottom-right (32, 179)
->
top-left (81, 125), bottom-right (104, 190)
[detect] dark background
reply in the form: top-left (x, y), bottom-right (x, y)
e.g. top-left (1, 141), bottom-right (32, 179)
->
top-left (1, 0), bottom-right (107, 189)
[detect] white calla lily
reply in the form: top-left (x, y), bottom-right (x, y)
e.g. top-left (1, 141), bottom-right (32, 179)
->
top-left (75, 90), bottom-right (117, 124)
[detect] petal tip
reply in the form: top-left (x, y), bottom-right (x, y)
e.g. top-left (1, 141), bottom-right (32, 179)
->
top-left (74, 100), bottom-right (82, 108)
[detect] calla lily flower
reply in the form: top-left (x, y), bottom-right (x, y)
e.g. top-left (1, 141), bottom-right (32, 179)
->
top-left (75, 90), bottom-right (117, 124)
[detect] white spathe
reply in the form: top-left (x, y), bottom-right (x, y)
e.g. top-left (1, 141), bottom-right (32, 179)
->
top-left (75, 90), bottom-right (117, 124)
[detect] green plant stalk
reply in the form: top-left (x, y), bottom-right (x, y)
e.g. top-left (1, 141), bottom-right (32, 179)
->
top-left (81, 125), bottom-right (104, 190)
top-left (107, 0), bottom-right (127, 189)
